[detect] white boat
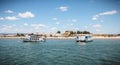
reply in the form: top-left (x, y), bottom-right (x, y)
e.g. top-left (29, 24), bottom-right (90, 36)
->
top-left (23, 34), bottom-right (46, 42)
top-left (76, 35), bottom-right (93, 42)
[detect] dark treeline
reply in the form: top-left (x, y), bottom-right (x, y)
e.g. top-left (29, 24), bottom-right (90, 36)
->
top-left (16, 33), bottom-right (25, 36)
top-left (59, 30), bottom-right (91, 34)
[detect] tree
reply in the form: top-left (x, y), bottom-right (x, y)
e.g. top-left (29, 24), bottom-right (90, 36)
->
top-left (77, 31), bottom-right (82, 34)
top-left (50, 34), bottom-right (52, 37)
top-left (16, 33), bottom-right (25, 36)
top-left (57, 31), bottom-right (61, 34)
top-left (20, 33), bottom-right (25, 36)
top-left (16, 33), bottom-right (20, 37)
top-left (70, 31), bottom-right (72, 34)
top-left (73, 31), bottom-right (76, 34)
top-left (82, 31), bottom-right (90, 34)
top-left (118, 34), bottom-right (120, 36)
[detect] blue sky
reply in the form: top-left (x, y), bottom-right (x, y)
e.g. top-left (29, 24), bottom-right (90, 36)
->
top-left (0, 0), bottom-right (120, 34)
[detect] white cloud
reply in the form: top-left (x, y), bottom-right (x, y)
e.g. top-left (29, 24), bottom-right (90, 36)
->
top-left (57, 6), bottom-right (68, 12)
top-left (67, 23), bottom-right (73, 26)
top-left (5, 10), bottom-right (14, 13)
top-left (55, 22), bottom-right (60, 24)
top-left (0, 16), bottom-right (18, 21)
top-left (1, 11), bottom-right (35, 21)
top-left (51, 27), bottom-right (57, 30)
top-left (18, 11), bottom-right (35, 18)
top-left (13, 24), bottom-right (16, 26)
top-left (72, 19), bottom-right (77, 22)
top-left (95, 29), bottom-right (101, 32)
top-left (84, 26), bottom-right (88, 29)
top-left (92, 10), bottom-right (118, 21)
top-left (92, 15), bottom-right (99, 20)
top-left (5, 16), bottom-right (19, 20)
top-left (75, 27), bottom-right (79, 30)
top-left (1, 25), bottom-right (24, 33)
top-left (2, 25), bottom-right (13, 31)
top-left (92, 24), bottom-right (102, 28)
top-left (0, 17), bottom-right (4, 20)
top-left (52, 18), bottom-right (58, 21)
top-left (70, 23), bottom-right (73, 26)
top-left (100, 20), bottom-right (104, 22)
top-left (92, 17), bottom-right (98, 20)
top-left (24, 23), bottom-right (28, 26)
top-left (99, 10), bottom-right (117, 15)
top-left (31, 24), bottom-right (46, 29)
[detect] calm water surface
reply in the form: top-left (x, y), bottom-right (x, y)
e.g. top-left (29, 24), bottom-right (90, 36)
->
top-left (0, 38), bottom-right (120, 65)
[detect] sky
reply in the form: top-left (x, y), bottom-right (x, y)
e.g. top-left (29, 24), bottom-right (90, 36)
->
top-left (0, 0), bottom-right (120, 34)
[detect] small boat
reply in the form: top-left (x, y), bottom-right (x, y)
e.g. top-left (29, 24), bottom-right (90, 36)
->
top-left (23, 34), bottom-right (46, 42)
top-left (76, 35), bottom-right (93, 42)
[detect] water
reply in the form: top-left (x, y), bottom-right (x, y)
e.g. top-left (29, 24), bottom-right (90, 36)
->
top-left (0, 38), bottom-right (120, 65)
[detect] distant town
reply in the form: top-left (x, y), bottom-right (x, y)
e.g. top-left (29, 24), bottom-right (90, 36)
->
top-left (0, 30), bottom-right (120, 38)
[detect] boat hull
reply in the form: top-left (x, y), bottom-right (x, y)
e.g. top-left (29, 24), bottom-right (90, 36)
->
top-left (23, 38), bottom-right (45, 42)
top-left (76, 35), bottom-right (93, 42)
top-left (76, 40), bottom-right (93, 42)
top-left (23, 34), bottom-right (46, 42)
top-left (23, 40), bottom-right (45, 42)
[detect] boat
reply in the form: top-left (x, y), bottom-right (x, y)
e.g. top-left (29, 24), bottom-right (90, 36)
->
top-left (23, 34), bottom-right (46, 42)
top-left (76, 35), bottom-right (93, 42)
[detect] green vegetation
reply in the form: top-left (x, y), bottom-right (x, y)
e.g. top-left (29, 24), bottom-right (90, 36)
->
top-left (16, 33), bottom-right (25, 37)
top-left (77, 31), bottom-right (90, 34)
top-left (57, 31), bottom-right (61, 34)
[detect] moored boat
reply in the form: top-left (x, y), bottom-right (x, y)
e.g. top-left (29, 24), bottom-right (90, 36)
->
top-left (76, 35), bottom-right (93, 42)
top-left (23, 34), bottom-right (46, 42)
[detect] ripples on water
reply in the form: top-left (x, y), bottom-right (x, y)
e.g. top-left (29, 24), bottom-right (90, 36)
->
top-left (0, 38), bottom-right (120, 65)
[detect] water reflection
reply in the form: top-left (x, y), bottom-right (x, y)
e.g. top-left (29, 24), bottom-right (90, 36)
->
top-left (77, 42), bottom-right (86, 45)
top-left (23, 41), bottom-right (45, 44)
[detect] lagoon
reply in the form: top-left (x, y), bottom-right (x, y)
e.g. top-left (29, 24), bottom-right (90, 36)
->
top-left (0, 38), bottom-right (120, 65)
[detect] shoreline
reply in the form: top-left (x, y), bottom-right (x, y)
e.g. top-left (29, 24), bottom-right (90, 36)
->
top-left (93, 37), bottom-right (120, 39)
top-left (0, 36), bottom-right (120, 39)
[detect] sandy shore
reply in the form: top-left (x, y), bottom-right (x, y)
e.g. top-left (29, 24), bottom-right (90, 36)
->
top-left (47, 37), bottom-right (75, 39)
top-left (47, 37), bottom-right (120, 39)
top-left (0, 36), bottom-right (120, 39)
top-left (93, 36), bottom-right (120, 39)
